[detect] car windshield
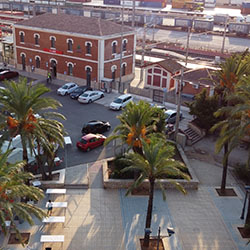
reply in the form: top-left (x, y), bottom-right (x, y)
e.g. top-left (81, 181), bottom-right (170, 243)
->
top-left (114, 98), bottom-right (122, 104)
top-left (74, 88), bottom-right (82, 93)
top-left (62, 85), bottom-right (69, 89)
top-left (80, 139), bottom-right (87, 144)
top-left (81, 93), bottom-right (89, 97)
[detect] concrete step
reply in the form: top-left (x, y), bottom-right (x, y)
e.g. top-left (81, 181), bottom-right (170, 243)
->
top-left (64, 184), bottom-right (89, 189)
top-left (184, 127), bottom-right (203, 145)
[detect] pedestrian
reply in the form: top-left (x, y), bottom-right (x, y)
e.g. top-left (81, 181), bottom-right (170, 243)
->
top-left (47, 200), bottom-right (53, 216)
top-left (31, 65), bottom-right (35, 72)
top-left (47, 72), bottom-right (51, 84)
top-left (49, 72), bottom-right (52, 83)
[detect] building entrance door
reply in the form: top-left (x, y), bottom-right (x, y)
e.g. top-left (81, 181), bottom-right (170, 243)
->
top-left (51, 60), bottom-right (57, 78)
top-left (21, 54), bottom-right (26, 71)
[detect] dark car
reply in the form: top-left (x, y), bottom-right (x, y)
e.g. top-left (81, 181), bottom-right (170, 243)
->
top-left (0, 70), bottom-right (19, 81)
top-left (70, 86), bottom-right (93, 99)
top-left (76, 133), bottom-right (106, 152)
top-left (81, 120), bottom-right (111, 134)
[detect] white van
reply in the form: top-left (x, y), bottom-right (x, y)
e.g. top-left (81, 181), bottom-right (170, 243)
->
top-left (109, 94), bottom-right (133, 110)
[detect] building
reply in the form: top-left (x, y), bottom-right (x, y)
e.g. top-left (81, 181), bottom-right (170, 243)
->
top-left (144, 59), bottom-right (183, 102)
top-left (174, 68), bottom-right (216, 99)
top-left (13, 13), bottom-right (136, 88)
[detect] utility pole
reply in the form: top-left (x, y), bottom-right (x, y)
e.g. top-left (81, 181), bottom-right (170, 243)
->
top-left (140, 23), bottom-right (146, 82)
top-left (132, 0), bottom-right (135, 28)
top-left (174, 26), bottom-right (191, 141)
top-left (119, 0), bottom-right (124, 93)
top-left (221, 15), bottom-right (228, 54)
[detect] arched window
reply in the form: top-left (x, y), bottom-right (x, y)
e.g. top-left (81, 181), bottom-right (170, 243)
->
top-left (67, 39), bottom-right (73, 52)
top-left (122, 63), bottom-right (126, 76)
top-left (35, 56), bottom-right (40, 68)
top-left (68, 63), bottom-right (73, 76)
top-left (122, 39), bottom-right (127, 52)
top-left (112, 41), bottom-right (117, 54)
top-left (34, 33), bottom-right (40, 45)
top-left (20, 31), bottom-right (25, 43)
top-left (85, 42), bottom-right (92, 54)
top-left (50, 36), bottom-right (56, 48)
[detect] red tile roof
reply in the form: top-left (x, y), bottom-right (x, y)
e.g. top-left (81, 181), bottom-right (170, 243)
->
top-left (15, 13), bottom-right (134, 36)
top-left (145, 59), bottom-right (183, 73)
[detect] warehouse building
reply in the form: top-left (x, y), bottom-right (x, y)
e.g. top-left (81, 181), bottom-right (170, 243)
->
top-left (14, 13), bottom-right (136, 88)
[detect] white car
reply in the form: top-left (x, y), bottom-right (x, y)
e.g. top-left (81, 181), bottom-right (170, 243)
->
top-left (57, 82), bottom-right (78, 96)
top-left (78, 90), bottom-right (104, 104)
top-left (109, 94), bottom-right (133, 110)
top-left (165, 109), bottom-right (182, 124)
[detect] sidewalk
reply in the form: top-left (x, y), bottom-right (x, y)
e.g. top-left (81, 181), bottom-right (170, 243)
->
top-left (1, 65), bottom-right (249, 250)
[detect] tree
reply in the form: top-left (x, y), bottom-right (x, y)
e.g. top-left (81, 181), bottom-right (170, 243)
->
top-left (186, 89), bottom-right (220, 131)
top-left (105, 100), bottom-right (165, 155)
top-left (121, 136), bottom-right (190, 247)
top-left (0, 150), bottom-right (46, 243)
top-left (211, 52), bottom-right (250, 193)
top-left (0, 78), bottom-right (64, 168)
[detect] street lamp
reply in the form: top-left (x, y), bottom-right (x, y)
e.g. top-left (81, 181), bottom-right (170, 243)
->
top-left (240, 185), bottom-right (250, 220)
top-left (63, 136), bottom-right (72, 169)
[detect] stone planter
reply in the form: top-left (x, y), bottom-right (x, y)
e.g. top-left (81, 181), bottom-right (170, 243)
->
top-left (103, 144), bottom-right (199, 190)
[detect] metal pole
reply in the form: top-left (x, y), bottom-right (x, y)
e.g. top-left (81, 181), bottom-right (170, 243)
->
top-left (132, 0), bottom-right (135, 28)
top-left (174, 27), bottom-right (190, 141)
top-left (221, 15), bottom-right (228, 54)
top-left (241, 191), bottom-right (248, 219)
top-left (174, 67), bottom-right (183, 141)
top-left (119, 0), bottom-right (124, 93)
top-left (140, 23), bottom-right (146, 82)
top-left (156, 227), bottom-right (161, 250)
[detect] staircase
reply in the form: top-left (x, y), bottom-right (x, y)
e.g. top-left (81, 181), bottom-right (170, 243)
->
top-left (184, 127), bottom-right (203, 145)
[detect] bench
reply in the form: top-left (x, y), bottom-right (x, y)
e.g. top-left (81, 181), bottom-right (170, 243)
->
top-left (42, 216), bottom-right (65, 223)
top-left (46, 202), bottom-right (68, 208)
top-left (46, 189), bottom-right (66, 195)
top-left (40, 235), bottom-right (64, 243)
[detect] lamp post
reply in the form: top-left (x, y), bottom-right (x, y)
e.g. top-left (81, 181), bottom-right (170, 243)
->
top-left (240, 186), bottom-right (250, 220)
top-left (119, 0), bottom-right (124, 93)
top-left (63, 136), bottom-right (72, 169)
top-left (221, 15), bottom-right (228, 54)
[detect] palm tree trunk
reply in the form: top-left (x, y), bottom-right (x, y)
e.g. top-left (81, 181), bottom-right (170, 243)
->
top-left (143, 179), bottom-right (155, 247)
top-left (21, 135), bottom-right (29, 171)
top-left (220, 142), bottom-right (229, 193)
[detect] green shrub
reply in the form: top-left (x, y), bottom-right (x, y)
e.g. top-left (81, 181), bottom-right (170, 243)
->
top-left (234, 164), bottom-right (250, 184)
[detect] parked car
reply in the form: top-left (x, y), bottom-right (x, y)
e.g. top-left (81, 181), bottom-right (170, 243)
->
top-left (76, 133), bottom-right (106, 151)
top-left (165, 110), bottom-right (182, 124)
top-left (70, 86), bottom-right (93, 99)
top-left (150, 103), bottom-right (166, 110)
top-left (78, 90), bottom-right (104, 104)
top-left (0, 70), bottom-right (19, 81)
top-left (57, 82), bottom-right (78, 96)
top-left (81, 120), bottom-right (111, 134)
top-left (109, 94), bottom-right (133, 110)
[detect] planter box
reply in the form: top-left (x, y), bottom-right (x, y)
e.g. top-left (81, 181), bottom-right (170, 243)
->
top-left (103, 144), bottom-right (199, 190)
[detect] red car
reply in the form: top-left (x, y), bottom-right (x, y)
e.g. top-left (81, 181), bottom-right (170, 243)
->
top-left (76, 133), bottom-right (106, 151)
top-left (0, 70), bottom-right (19, 81)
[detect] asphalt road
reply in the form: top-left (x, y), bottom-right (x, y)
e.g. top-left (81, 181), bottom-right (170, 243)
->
top-left (46, 85), bottom-right (123, 169)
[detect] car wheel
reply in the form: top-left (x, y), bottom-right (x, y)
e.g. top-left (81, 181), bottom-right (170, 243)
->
top-left (86, 147), bottom-right (91, 152)
top-left (88, 99), bottom-right (92, 103)
top-left (101, 94), bottom-right (104, 98)
top-left (106, 126), bottom-right (110, 131)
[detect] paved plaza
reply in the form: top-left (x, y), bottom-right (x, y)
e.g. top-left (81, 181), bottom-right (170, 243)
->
top-left (0, 66), bottom-right (249, 250)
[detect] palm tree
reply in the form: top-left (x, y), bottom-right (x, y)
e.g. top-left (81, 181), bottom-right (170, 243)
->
top-left (121, 136), bottom-right (190, 247)
top-left (211, 52), bottom-right (250, 193)
top-left (105, 101), bottom-right (165, 155)
top-left (0, 150), bottom-right (46, 243)
top-left (0, 77), bottom-right (64, 167)
top-left (33, 115), bottom-right (65, 180)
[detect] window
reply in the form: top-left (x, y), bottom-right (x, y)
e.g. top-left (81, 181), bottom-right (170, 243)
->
top-left (67, 39), bottom-right (73, 52)
top-left (50, 36), bottom-right (56, 48)
top-left (122, 39), bottom-right (127, 52)
top-left (112, 41), bottom-right (117, 54)
top-left (68, 63), bottom-right (73, 76)
top-left (86, 42), bottom-right (91, 54)
top-left (20, 32), bottom-right (24, 43)
top-left (35, 57), bottom-right (40, 68)
top-left (34, 34), bottom-right (39, 45)
top-left (122, 63), bottom-right (126, 76)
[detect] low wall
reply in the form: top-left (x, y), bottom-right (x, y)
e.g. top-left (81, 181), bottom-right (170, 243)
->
top-left (103, 144), bottom-right (199, 190)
